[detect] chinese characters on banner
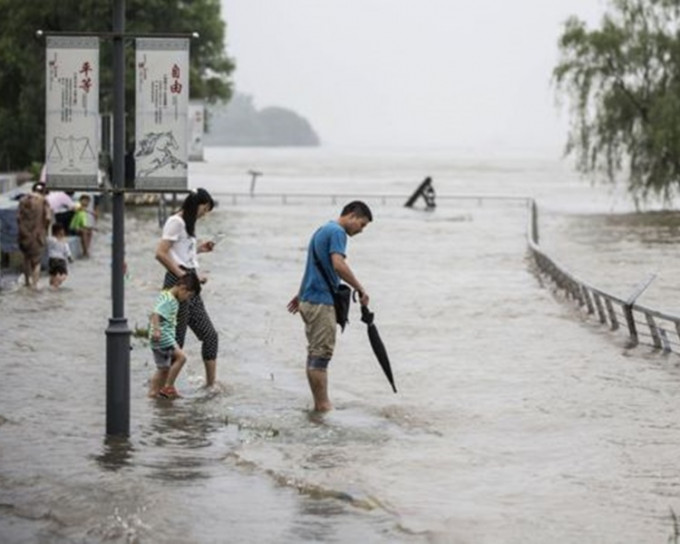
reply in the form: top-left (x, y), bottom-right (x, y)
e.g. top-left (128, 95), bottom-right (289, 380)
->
top-left (45, 36), bottom-right (100, 189)
top-left (188, 101), bottom-right (205, 162)
top-left (135, 38), bottom-right (189, 190)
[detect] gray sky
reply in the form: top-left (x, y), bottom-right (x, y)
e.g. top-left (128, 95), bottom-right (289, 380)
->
top-left (220, 0), bottom-right (605, 152)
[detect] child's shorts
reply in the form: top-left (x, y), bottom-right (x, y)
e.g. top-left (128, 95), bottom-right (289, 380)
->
top-left (48, 258), bottom-right (68, 276)
top-left (152, 346), bottom-right (175, 369)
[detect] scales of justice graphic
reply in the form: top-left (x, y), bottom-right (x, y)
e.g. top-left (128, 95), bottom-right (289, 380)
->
top-left (47, 134), bottom-right (97, 172)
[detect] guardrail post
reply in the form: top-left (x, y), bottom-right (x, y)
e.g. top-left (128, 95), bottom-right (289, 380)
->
top-left (605, 298), bottom-right (619, 330)
top-left (531, 200), bottom-right (539, 244)
top-left (567, 279), bottom-right (584, 306)
top-left (623, 274), bottom-right (656, 348)
top-left (556, 269), bottom-right (567, 292)
top-left (593, 293), bottom-right (607, 324)
top-left (623, 305), bottom-right (638, 347)
top-left (645, 313), bottom-right (662, 350)
top-left (572, 279), bottom-right (584, 306)
top-left (582, 286), bottom-right (595, 314)
top-left (659, 326), bottom-right (671, 353)
top-left (157, 195), bottom-right (167, 228)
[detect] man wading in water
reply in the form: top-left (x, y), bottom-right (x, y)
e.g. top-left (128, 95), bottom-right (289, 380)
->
top-left (287, 201), bottom-right (372, 412)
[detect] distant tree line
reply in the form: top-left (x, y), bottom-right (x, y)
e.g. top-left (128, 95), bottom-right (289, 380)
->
top-left (554, 0), bottom-right (680, 203)
top-left (0, 0), bottom-right (234, 171)
top-left (205, 93), bottom-right (320, 147)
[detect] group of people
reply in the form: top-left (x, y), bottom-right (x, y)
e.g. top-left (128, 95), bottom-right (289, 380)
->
top-left (147, 188), bottom-right (373, 412)
top-left (16, 181), bottom-right (95, 289)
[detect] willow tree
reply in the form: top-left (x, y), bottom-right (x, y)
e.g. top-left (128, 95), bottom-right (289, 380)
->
top-left (0, 0), bottom-right (234, 171)
top-left (554, 0), bottom-right (680, 203)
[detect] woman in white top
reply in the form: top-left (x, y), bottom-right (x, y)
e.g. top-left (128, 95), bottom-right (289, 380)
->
top-left (155, 188), bottom-right (218, 386)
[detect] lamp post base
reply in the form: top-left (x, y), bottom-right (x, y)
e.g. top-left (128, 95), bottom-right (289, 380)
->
top-left (106, 316), bottom-right (131, 436)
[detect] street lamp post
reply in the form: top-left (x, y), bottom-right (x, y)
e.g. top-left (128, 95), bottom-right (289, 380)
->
top-left (105, 0), bottom-right (131, 436)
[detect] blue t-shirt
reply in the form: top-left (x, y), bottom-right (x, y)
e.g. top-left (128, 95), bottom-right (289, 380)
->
top-left (299, 221), bottom-right (347, 305)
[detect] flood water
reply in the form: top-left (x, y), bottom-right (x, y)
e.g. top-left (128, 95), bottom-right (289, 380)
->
top-left (2, 147), bottom-right (680, 543)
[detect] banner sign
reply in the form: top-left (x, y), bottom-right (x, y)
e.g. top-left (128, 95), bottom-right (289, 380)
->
top-left (45, 36), bottom-right (100, 189)
top-left (188, 100), bottom-right (205, 162)
top-left (135, 38), bottom-right (189, 190)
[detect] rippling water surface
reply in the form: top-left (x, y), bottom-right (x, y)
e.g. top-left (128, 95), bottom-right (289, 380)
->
top-left (2, 147), bottom-right (680, 543)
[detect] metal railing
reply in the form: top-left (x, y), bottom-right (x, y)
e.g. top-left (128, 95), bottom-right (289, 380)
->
top-left (527, 199), bottom-right (680, 354)
top-left (209, 190), bottom-right (531, 207)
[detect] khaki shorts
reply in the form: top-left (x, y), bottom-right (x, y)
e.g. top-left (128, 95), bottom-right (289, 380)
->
top-left (299, 301), bottom-right (336, 362)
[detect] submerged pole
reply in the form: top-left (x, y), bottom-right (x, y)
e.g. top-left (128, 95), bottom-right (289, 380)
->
top-left (106, 0), bottom-right (131, 436)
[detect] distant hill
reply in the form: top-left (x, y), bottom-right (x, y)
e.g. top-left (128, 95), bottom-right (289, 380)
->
top-left (205, 93), bottom-right (321, 147)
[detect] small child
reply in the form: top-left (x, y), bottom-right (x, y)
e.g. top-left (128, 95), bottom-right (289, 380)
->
top-left (47, 223), bottom-right (73, 288)
top-left (148, 273), bottom-right (201, 399)
top-left (69, 194), bottom-right (94, 257)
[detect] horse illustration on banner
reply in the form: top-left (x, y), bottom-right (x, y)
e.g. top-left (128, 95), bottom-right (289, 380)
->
top-left (135, 130), bottom-right (187, 177)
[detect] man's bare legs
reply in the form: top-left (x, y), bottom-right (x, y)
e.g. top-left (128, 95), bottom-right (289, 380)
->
top-left (307, 367), bottom-right (332, 412)
top-left (22, 259), bottom-right (31, 287)
top-left (23, 259), bottom-right (40, 289)
top-left (31, 263), bottom-right (40, 287)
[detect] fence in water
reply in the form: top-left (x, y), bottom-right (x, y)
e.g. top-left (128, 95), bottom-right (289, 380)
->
top-left (526, 200), bottom-right (680, 354)
top-left (160, 186), bottom-right (680, 355)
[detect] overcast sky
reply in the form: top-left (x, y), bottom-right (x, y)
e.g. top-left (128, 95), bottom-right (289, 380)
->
top-left (219, 0), bottom-right (606, 152)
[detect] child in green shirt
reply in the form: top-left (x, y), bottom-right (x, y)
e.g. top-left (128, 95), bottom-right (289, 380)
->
top-left (148, 273), bottom-right (201, 399)
top-left (69, 194), bottom-right (93, 257)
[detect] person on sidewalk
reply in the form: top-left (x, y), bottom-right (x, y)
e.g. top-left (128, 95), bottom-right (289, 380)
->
top-left (287, 201), bottom-right (373, 412)
top-left (148, 273), bottom-right (202, 399)
top-left (17, 182), bottom-right (51, 289)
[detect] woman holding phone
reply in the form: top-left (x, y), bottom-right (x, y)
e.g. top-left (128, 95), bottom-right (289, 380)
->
top-left (155, 188), bottom-right (219, 387)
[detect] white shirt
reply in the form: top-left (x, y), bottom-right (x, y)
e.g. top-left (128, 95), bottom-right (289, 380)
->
top-left (161, 214), bottom-right (198, 269)
top-left (47, 236), bottom-right (72, 261)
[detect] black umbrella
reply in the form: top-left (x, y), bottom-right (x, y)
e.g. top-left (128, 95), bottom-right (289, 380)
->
top-left (361, 305), bottom-right (397, 393)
